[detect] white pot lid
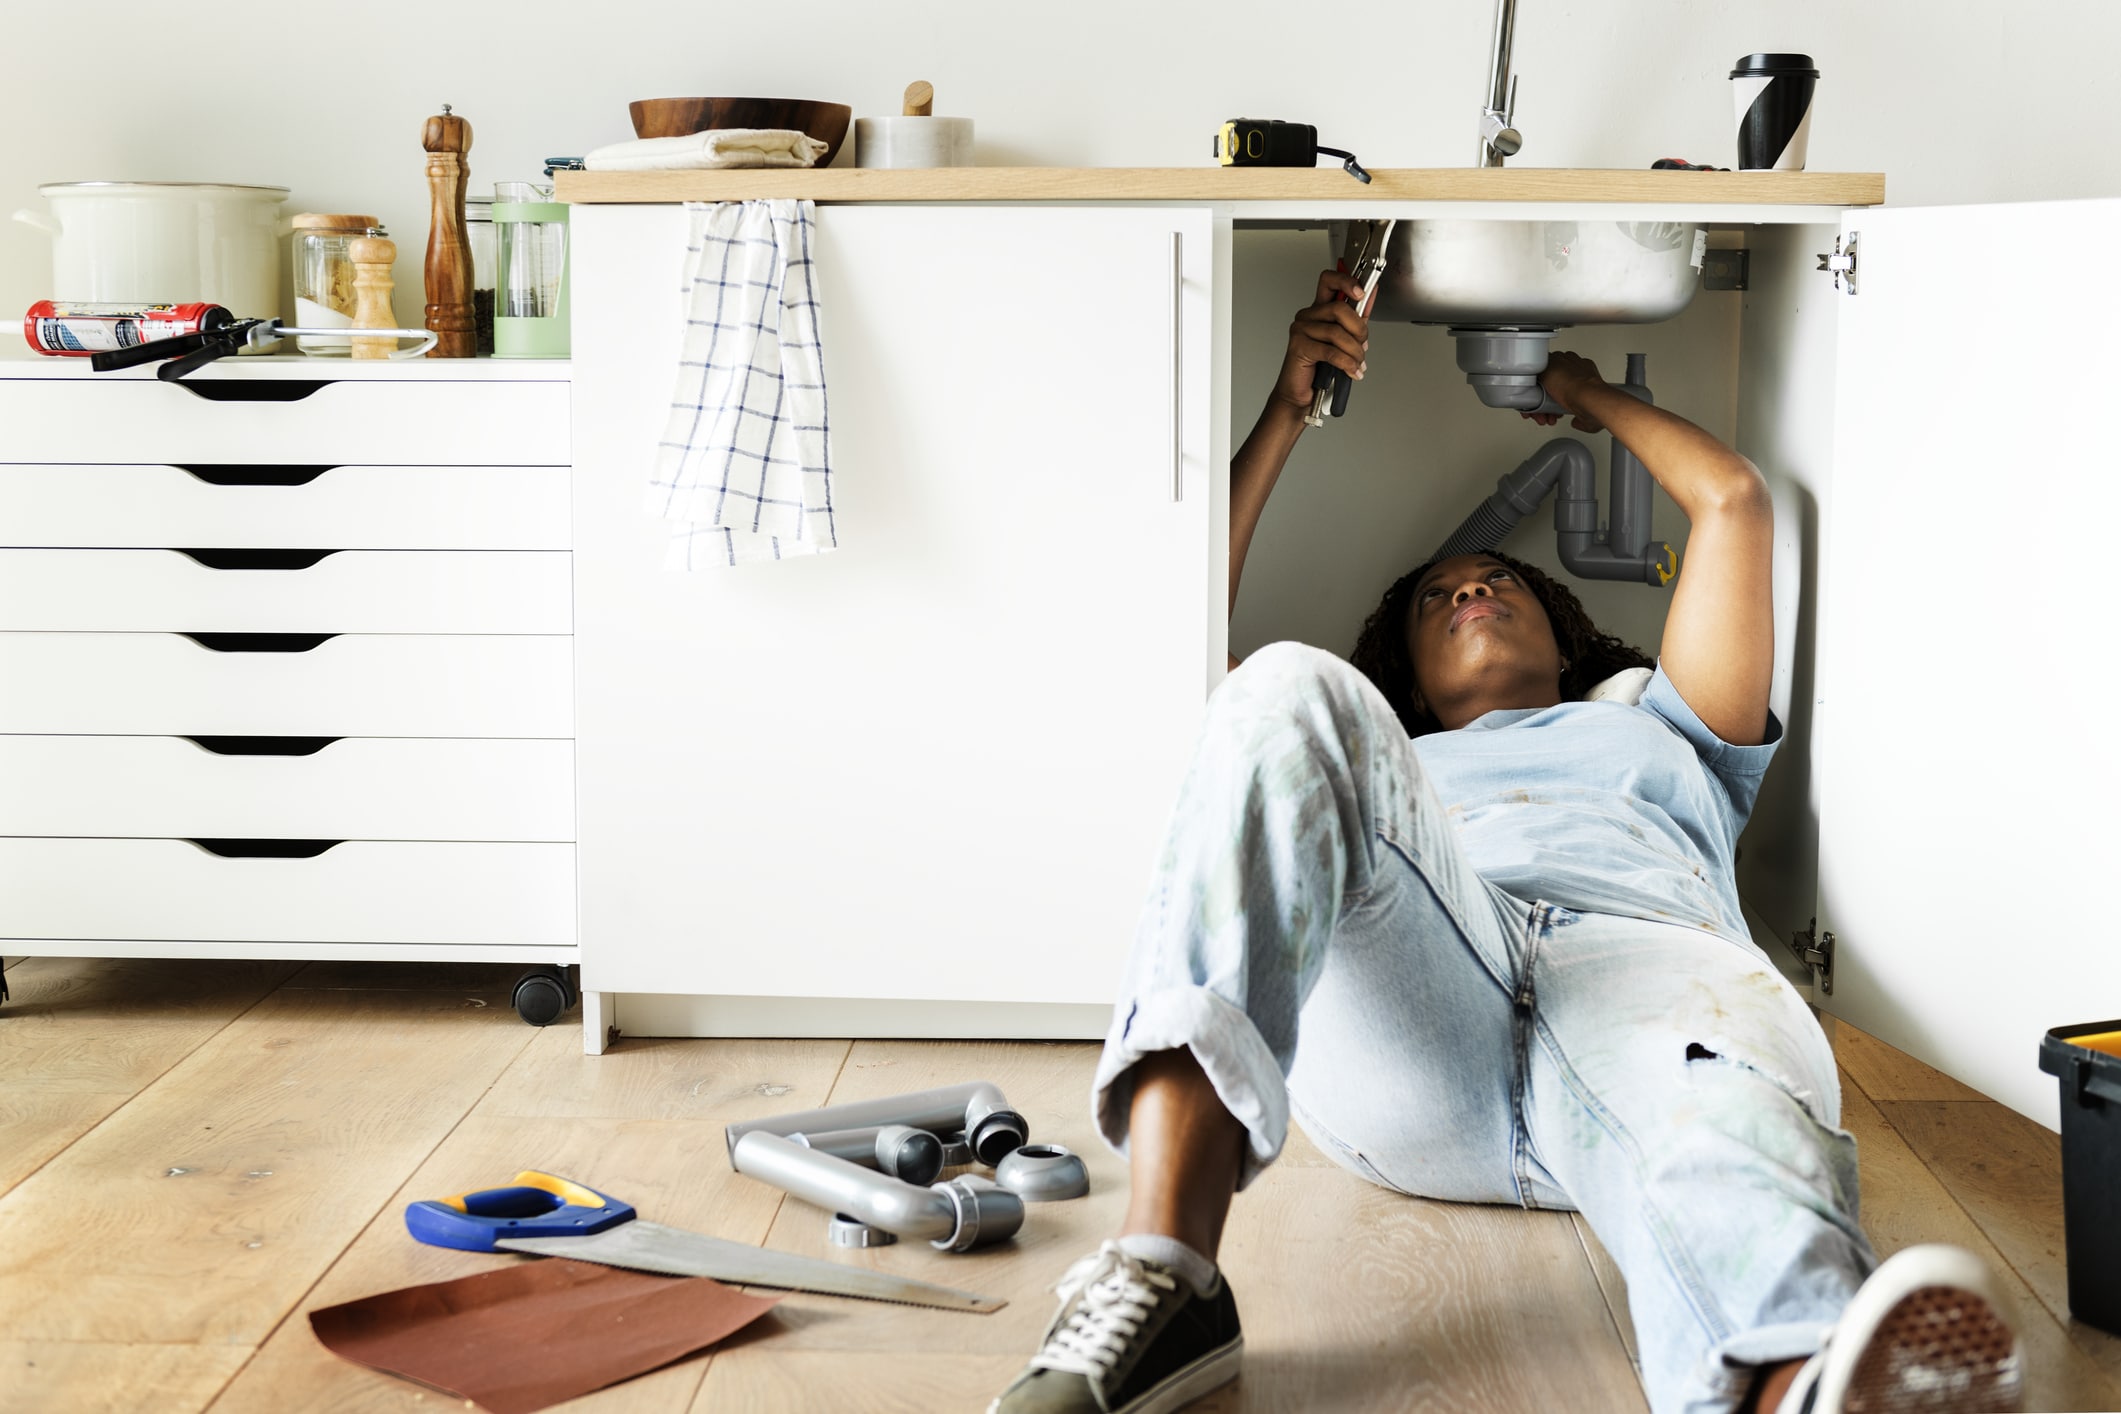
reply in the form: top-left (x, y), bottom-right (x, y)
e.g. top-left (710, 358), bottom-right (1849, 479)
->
top-left (37, 181), bottom-right (290, 199)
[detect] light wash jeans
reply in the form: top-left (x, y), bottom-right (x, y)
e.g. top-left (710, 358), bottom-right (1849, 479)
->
top-left (1093, 644), bottom-right (1875, 1414)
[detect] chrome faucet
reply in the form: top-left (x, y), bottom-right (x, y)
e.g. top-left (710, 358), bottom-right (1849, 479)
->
top-left (1478, 0), bottom-right (1524, 166)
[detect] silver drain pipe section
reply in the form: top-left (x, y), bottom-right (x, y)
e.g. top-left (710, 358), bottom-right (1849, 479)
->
top-left (725, 1081), bottom-right (1029, 1168)
top-left (732, 1131), bottom-right (1026, 1251)
top-left (791, 1124), bottom-right (946, 1187)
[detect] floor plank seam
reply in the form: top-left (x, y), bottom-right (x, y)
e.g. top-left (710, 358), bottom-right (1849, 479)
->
top-left (0, 965), bottom-right (299, 1203)
top-left (196, 1004), bottom-right (543, 1412)
top-left (1568, 1213), bottom-right (1646, 1383)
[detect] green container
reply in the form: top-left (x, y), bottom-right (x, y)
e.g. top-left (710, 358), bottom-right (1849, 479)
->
top-left (2038, 1019), bottom-right (2121, 1336)
top-left (492, 198), bottom-right (569, 358)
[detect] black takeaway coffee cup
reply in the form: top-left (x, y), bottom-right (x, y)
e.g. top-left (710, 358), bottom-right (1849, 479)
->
top-left (1731, 53), bottom-right (1820, 170)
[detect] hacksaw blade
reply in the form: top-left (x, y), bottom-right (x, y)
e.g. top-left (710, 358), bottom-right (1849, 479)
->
top-left (497, 1221), bottom-right (1005, 1313)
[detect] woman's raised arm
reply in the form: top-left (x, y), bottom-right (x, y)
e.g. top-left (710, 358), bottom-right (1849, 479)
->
top-left (1228, 271), bottom-right (1374, 649)
top-left (1537, 353), bottom-right (1776, 746)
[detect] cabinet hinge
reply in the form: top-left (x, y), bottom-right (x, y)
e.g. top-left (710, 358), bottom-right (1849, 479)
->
top-left (1795, 918), bottom-right (1836, 995)
top-left (1815, 232), bottom-right (1858, 295)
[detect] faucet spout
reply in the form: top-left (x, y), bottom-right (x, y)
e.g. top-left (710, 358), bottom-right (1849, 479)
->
top-left (1479, 0), bottom-right (1522, 167)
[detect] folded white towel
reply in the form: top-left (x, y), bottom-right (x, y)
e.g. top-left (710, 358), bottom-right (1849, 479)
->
top-left (646, 200), bottom-right (836, 567)
top-left (584, 129), bottom-right (829, 172)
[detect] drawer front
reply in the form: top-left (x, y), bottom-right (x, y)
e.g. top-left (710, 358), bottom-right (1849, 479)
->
top-left (0, 632), bottom-right (573, 737)
top-left (0, 550), bottom-right (571, 633)
top-left (0, 736), bottom-right (573, 841)
top-left (0, 379), bottom-right (567, 465)
top-left (0, 464), bottom-right (569, 549)
top-left (0, 838), bottom-right (574, 945)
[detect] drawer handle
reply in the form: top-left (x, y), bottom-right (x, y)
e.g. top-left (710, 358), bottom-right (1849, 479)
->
top-left (188, 838), bottom-right (342, 858)
top-left (176, 548), bottom-right (340, 571)
top-left (184, 735), bottom-right (339, 756)
top-left (180, 465), bottom-right (335, 487)
top-left (173, 380), bottom-right (329, 404)
top-left (180, 632), bottom-right (338, 653)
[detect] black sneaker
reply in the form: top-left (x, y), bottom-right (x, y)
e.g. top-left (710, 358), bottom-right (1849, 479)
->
top-left (990, 1241), bottom-right (1242, 1414)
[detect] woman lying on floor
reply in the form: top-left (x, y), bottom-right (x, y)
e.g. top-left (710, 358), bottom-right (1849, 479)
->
top-left (990, 268), bottom-right (2024, 1414)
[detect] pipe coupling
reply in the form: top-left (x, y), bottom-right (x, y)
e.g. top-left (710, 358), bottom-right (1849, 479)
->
top-left (930, 1174), bottom-right (1025, 1252)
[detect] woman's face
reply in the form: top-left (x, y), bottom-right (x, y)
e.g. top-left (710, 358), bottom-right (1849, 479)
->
top-left (1403, 555), bottom-right (1567, 727)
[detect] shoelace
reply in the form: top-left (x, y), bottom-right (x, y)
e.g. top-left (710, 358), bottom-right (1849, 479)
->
top-left (1028, 1242), bottom-right (1178, 1380)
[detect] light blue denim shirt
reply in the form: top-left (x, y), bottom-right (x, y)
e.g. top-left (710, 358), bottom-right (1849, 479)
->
top-left (1409, 664), bottom-right (1781, 942)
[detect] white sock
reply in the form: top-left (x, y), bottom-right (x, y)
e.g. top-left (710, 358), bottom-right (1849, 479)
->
top-left (1116, 1233), bottom-right (1219, 1297)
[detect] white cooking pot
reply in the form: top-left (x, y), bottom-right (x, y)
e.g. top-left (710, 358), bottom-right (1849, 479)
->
top-left (13, 181), bottom-right (289, 320)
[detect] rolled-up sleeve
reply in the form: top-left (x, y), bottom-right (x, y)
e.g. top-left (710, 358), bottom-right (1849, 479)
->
top-left (1640, 665), bottom-right (1782, 822)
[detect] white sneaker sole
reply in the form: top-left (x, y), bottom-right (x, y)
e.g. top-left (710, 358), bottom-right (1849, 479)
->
top-left (1818, 1246), bottom-right (2023, 1414)
top-left (1115, 1334), bottom-right (1244, 1414)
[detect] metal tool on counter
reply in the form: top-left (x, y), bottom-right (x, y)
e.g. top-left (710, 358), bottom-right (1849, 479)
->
top-left (404, 1169), bottom-right (1005, 1313)
top-left (82, 317), bottom-right (437, 380)
top-left (1307, 217), bottom-right (1396, 427)
top-left (1214, 118), bottom-right (1372, 183)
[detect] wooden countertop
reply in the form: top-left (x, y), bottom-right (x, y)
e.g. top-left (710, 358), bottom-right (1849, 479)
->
top-left (557, 167), bottom-right (1884, 206)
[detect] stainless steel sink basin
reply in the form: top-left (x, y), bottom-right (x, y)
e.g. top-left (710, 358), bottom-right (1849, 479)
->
top-left (1362, 218), bottom-right (1705, 328)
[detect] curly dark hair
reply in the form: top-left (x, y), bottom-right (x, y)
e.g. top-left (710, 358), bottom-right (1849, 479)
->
top-left (1349, 550), bottom-right (1655, 737)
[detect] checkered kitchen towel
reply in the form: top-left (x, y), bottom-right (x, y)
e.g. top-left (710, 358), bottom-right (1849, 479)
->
top-left (647, 200), bottom-right (836, 567)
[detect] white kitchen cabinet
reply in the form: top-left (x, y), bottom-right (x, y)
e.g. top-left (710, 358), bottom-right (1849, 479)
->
top-left (571, 205), bottom-right (1215, 1039)
top-left (0, 360), bottom-right (582, 1001)
top-left (568, 185), bottom-right (2110, 1135)
top-left (1771, 198), bottom-right (2121, 1128)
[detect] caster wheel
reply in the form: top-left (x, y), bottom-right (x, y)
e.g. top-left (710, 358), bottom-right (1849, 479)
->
top-left (511, 965), bottom-right (578, 1026)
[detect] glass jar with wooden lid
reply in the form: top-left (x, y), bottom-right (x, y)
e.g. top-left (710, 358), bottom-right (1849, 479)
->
top-left (291, 213), bottom-right (383, 355)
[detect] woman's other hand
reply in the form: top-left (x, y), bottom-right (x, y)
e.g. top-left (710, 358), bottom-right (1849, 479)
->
top-left (1521, 350), bottom-right (1609, 433)
top-left (1271, 269), bottom-right (1371, 415)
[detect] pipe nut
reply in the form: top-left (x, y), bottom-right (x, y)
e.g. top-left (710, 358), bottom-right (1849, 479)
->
top-left (995, 1144), bottom-right (1091, 1202)
top-left (827, 1213), bottom-right (898, 1247)
top-left (929, 1174), bottom-right (1026, 1252)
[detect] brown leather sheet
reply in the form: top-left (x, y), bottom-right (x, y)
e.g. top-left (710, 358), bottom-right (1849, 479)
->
top-left (310, 1257), bottom-right (782, 1413)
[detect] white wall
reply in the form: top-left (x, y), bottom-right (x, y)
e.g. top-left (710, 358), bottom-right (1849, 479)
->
top-left (4, 0), bottom-right (2119, 322)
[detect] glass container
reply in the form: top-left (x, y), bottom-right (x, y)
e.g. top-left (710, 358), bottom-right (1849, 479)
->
top-left (492, 181), bottom-right (569, 358)
top-left (465, 194), bottom-right (496, 355)
top-left (290, 213), bottom-right (382, 355)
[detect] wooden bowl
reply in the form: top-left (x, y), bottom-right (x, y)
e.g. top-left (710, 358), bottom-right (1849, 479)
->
top-left (628, 98), bottom-right (854, 167)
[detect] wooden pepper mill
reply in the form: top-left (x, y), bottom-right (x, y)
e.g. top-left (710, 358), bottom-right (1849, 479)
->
top-left (349, 234), bottom-right (398, 360)
top-left (422, 103), bottom-right (476, 358)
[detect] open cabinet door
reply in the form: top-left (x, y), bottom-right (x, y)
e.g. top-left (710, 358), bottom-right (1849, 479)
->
top-left (1815, 198), bottom-right (2121, 1128)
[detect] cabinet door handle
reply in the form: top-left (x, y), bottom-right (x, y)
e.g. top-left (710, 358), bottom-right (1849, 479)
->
top-left (187, 838), bottom-right (342, 858)
top-left (180, 465), bottom-right (336, 487)
top-left (175, 548), bottom-right (340, 571)
top-left (172, 380), bottom-right (329, 404)
top-left (183, 735), bottom-right (339, 756)
top-left (1170, 232), bottom-right (1184, 503)
top-left (179, 632), bottom-right (339, 653)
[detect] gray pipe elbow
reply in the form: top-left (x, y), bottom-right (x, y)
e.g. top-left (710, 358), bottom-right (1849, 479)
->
top-left (730, 1131), bottom-right (1024, 1251)
top-left (1558, 535), bottom-right (1677, 585)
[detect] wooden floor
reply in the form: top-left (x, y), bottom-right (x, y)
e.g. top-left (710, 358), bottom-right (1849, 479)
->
top-left (4, 954), bottom-right (2118, 1413)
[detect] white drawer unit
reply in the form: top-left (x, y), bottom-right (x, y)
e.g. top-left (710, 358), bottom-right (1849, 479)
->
top-left (0, 463), bottom-right (570, 550)
top-left (0, 549), bottom-right (572, 633)
top-left (0, 736), bottom-right (573, 841)
top-left (0, 632), bottom-right (573, 737)
top-left (0, 838), bottom-right (574, 947)
top-left (0, 360), bottom-right (581, 1023)
top-left (0, 376), bottom-right (566, 465)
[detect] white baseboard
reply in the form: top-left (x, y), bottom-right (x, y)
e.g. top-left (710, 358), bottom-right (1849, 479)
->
top-left (600, 992), bottom-right (1114, 1042)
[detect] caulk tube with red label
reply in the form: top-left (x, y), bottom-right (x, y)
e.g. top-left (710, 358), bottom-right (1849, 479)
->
top-left (22, 301), bottom-right (233, 356)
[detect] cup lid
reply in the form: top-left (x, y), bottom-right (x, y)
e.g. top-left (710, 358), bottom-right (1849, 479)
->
top-left (1731, 53), bottom-right (1819, 78)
